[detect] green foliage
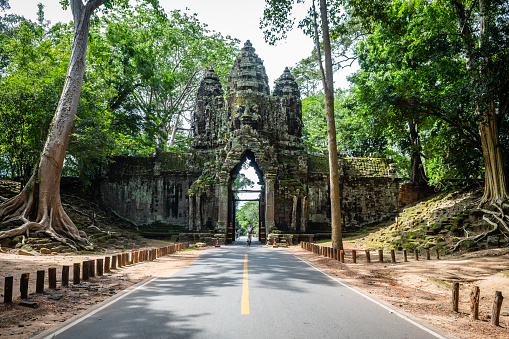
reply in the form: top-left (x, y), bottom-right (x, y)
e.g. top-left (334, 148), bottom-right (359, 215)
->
top-left (291, 54), bottom-right (321, 98)
top-left (346, 0), bottom-right (506, 183)
top-left (236, 201), bottom-right (259, 235)
top-left (232, 173), bottom-right (254, 191)
top-left (302, 91), bottom-right (386, 156)
top-left (100, 3), bottom-right (238, 153)
top-left (0, 18), bottom-right (67, 181)
top-left (0, 1), bottom-right (239, 185)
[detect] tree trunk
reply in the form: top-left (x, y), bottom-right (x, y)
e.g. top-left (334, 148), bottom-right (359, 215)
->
top-left (452, 0), bottom-right (508, 205)
top-left (0, 0), bottom-right (103, 249)
top-left (408, 120), bottom-right (428, 186)
top-left (314, 0), bottom-right (343, 250)
top-left (479, 101), bottom-right (508, 205)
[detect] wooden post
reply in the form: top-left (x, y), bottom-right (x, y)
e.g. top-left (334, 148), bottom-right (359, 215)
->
top-left (403, 249), bottom-right (408, 262)
top-left (62, 266), bottom-right (69, 287)
top-left (83, 261), bottom-right (89, 281)
top-left (352, 250), bottom-right (357, 263)
top-left (452, 282), bottom-right (459, 312)
top-left (436, 248), bottom-right (440, 260)
top-left (491, 291), bottom-right (504, 326)
top-left (426, 248), bottom-right (430, 260)
top-left (111, 255), bottom-right (117, 269)
top-left (97, 258), bottom-right (104, 276)
top-left (4, 276), bottom-right (13, 303)
top-left (414, 248), bottom-right (419, 261)
top-left (104, 257), bottom-right (110, 273)
top-left (73, 263), bottom-right (80, 285)
top-left (470, 286), bottom-right (480, 320)
top-left (340, 250), bottom-right (345, 263)
top-left (20, 273), bottom-right (30, 299)
top-left (366, 250), bottom-right (371, 263)
top-left (378, 249), bottom-right (383, 263)
top-left (391, 249), bottom-right (396, 263)
top-left (48, 268), bottom-right (57, 289)
top-left (89, 260), bottom-right (95, 278)
top-left (36, 270), bottom-right (45, 293)
top-left (117, 254), bottom-right (122, 267)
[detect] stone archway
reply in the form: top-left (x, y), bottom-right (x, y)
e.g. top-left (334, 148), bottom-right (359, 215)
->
top-left (99, 41), bottom-right (400, 245)
top-left (223, 150), bottom-right (267, 243)
top-left (188, 40), bottom-right (308, 243)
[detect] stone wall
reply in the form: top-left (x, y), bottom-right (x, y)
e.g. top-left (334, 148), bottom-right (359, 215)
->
top-left (98, 153), bottom-right (400, 233)
top-left (306, 155), bottom-right (400, 232)
top-left (398, 182), bottom-right (435, 208)
top-left (97, 41), bottom-right (401, 237)
top-left (99, 153), bottom-right (197, 229)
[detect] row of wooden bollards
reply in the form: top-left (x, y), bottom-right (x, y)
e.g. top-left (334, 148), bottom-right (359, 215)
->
top-left (3, 242), bottom-right (190, 304)
top-left (300, 242), bottom-right (441, 263)
top-left (451, 283), bottom-right (505, 326)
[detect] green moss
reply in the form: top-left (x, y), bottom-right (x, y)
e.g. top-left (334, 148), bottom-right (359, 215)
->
top-left (429, 277), bottom-right (452, 289)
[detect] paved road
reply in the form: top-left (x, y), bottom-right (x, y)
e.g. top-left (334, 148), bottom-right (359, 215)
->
top-left (41, 238), bottom-right (451, 339)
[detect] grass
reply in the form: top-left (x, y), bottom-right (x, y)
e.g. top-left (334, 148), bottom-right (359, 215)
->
top-left (429, 277), bottom-right (452, 289)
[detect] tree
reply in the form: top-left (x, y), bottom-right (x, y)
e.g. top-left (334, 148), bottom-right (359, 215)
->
top-left (452, 0), bottom-right (508, 205)
top-left (302, 91), bottom-right (386, 156)
top-left (0, 17), bottom-right (69, 184)
top-left (350, 0), bottom-right (508, 201)
top-left (0, 0), bottom-right (159, 249)
top-left (261, 0), bottom-right (343, 249)
top-left (236, 201), bottom-right (259, 235)
top-left (102, 4), bottom-right (238, 153)
top-left (345, 0), bottom-right (509, 246)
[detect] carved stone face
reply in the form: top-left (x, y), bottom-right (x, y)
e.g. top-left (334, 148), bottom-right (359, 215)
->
top-left (233, 98), bottom-right (259, 130)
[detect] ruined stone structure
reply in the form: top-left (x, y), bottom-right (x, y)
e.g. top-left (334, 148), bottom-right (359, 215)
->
top-left (99, 41), bottom-right (399, 244)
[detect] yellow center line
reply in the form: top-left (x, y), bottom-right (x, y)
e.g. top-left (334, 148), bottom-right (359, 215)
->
top-left (241, 253), bottom-right (250, 315)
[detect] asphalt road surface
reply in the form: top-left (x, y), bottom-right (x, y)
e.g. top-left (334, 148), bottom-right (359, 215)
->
top-left (41, 237), bottom-right (452, 339)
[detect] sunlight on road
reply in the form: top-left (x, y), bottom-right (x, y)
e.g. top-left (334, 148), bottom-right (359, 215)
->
top-left (241, 253), bottom-right (250, 315)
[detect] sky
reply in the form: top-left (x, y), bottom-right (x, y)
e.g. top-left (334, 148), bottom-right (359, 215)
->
top-left (6, 0), bottom-right (356, 90)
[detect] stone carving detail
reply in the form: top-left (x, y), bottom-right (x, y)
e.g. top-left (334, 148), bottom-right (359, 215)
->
top-left (188, 40), bottom-right (308, 234)
top-left (98, 40), bottom-right (400, 242)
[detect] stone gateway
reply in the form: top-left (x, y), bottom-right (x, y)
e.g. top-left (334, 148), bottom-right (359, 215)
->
top-left (99, 41), bottom-right (399, 244)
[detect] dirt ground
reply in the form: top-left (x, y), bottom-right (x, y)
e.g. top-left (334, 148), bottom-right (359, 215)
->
top-left (287, 246), bottom-right (509, 339)
top-left (1, 245), bottom-right (509, 339)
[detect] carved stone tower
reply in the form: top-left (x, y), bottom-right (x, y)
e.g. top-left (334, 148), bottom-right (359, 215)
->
top-left (188, 41), bottom-right (308, 243)
top-left (99, 41), bottom-right (400, 243)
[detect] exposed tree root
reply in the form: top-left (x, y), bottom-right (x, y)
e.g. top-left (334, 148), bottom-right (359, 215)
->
top-left (0, 176), bottom-right (91, 251)
top-left (453, 202), bottom-right (509, 251)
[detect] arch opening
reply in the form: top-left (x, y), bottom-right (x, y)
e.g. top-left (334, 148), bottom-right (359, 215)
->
top-left (228, 150), bottom-right (266, 244)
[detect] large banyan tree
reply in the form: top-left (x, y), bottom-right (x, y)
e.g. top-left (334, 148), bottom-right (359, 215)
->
top-left (0, 0), bottom-right (159, 249)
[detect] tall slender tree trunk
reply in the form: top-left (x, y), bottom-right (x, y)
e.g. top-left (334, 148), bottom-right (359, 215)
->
top-left (408, 120), bottom-right (428, 186)
top-left (0, 0), bottom-right (103, 248)
top-left (312, 0), bottom-right (343, 249)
